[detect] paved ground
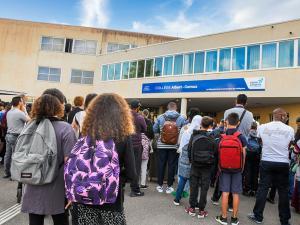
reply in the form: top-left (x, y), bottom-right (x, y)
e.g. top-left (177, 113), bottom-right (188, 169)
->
top-left (0, 166), bottom-right (299, 225)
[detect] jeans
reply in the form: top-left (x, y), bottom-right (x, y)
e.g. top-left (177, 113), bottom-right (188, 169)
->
top-left (4, 134), bottom-right (18, 176)
top-left (253, 161), bottom-right (291, 225)
top-left (130, 145), bottom-right (143, 192)
top-left (244, 152), bottom-right (260, 192)
top-left (140, 159), bottom-right (148, 186)
top-left (175, 175), bottom-right (189, 201)
top-left (157, 148), bottom-right (179, 187)
top-left (189, 168), bottom-right (211, 210)
top-left (289, 170), bottom-right (295, 199)
top-left (29, 213), bottom-right (68, 225)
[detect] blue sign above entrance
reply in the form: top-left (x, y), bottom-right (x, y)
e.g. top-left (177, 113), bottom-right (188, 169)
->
top-left (142, 77), bottom-right (265, 94)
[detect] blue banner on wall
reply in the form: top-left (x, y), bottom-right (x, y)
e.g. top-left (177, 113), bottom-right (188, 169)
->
top-left (142, 77), bottom-right (265, 94)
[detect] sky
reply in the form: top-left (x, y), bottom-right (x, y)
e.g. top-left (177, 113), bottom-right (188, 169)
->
top-left (0, 0), bottom-right (300, 38)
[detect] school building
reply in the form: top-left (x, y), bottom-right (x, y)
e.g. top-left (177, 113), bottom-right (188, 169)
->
top-left (0, 18), bottom-right (300, 128)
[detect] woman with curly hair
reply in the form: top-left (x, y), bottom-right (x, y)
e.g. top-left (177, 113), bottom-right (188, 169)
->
top-left (66, 93), bottom-right (137, 225)
top-left (21, 88), bottom-right (77, 225)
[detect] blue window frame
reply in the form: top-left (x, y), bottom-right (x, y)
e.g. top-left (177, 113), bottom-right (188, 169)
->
top-left (183, 53), bottom-right (194, 74)
top-left (194, 51), bottom-right (205, 73)
top-left (279, 40), bottom-right (294, 67)
top-left (101, 65), bottom-right (108, 81)
top-left (232, 47), bottom-right (245, 70)
top-left (163, 56), bottom-right (173, 76)
top-left (219, 48), bottom-right (231, 72)
top-left (129, 61), bottom-right (137, 78)
top-left (262, 43), bottom-right (276, 68)
top-left (247, 45), bottom-right (260, 70)
top-left (205, 50), bottom-right (217, 72)
top-left (122, 62), bottom-right (129, 79)
top-left (174, 55), bottom-right (183, 75)
top-left (108, 64), bottom-right (115, 80)
top-left (114, 63), bottom-right (121, 80)
top-left (154, 57), bottom-right (163, 77)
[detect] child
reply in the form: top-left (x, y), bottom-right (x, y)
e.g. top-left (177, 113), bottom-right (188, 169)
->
top-left (216, 113), bottom-right (247, 225)
top-left (185, 116), bottom-right (218, 219)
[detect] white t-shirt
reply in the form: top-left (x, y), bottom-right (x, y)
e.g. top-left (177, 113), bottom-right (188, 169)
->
top-left (258, 121), bottom-right (294, 163)
top-left (73, 111), bottom-right (86, 133)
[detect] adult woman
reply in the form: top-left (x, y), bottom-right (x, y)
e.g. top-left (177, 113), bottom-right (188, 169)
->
top-left (21, 88), bottom-right (77, 225)
top-left (71, 93), bottom-right (97, 137)
top-left (69, 93), bottom-right (136, 225)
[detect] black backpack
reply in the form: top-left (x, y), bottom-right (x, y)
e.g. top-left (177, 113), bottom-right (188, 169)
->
top-left (191, 134), bottom-right (216, 166)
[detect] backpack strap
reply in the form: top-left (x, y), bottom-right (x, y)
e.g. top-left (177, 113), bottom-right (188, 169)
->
top-left (237, 109), bottom-right (247, 129)
top-left (233, 131), bottom-right (241, 138)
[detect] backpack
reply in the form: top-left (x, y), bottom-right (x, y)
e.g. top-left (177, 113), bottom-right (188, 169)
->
top-left (219, 132), bottom-right (243, 173)
top-left (64, 137), bottom-right (120, 205)
top-left (11, 119), bottom-right (59, 185)
top-left (191, 134), bottom-right (216, 166)
top-left (141, 133), bottom-right (150, 160)
top-left (161, 114), bottom-right (179, 145)
top-left (247, 137), bottom-right (260, 154)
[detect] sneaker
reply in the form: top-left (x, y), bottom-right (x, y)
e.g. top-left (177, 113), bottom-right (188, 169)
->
top-left (185, 207), bottom-right (196, 217)
top-left (166, 186), bottom-right (174, 194)
top-left (129, 191), bottom-right (144, 197)
top-left (231, 217), bottom-right (239, 225)
top-left (228, 207), bottom-right (233, 212)
top-left (247, 213), bottom-right (262, 224)
top-left (156, 186), bottom-right (164, 193)
top-left (267, 197), bottom-right (275, 204)
top-left (2, 174), bottom-right (11, 179)
top-left (211, 198), bottom-right (219, 206)
top-left (173, 199), bottom-right (180, 206)
top-left (198, 210), bottom-right (208, 219)
top-left (140, 185), bottom-right (148, 190)
top-left (215, 215), bottom-right (228, 225)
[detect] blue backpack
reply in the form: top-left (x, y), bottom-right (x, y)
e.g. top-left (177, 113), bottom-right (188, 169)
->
top-left (247, 137), bottom-right (260, 154)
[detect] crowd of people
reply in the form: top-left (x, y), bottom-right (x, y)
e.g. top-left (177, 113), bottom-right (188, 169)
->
top-left (0, 91), bottom-right (299, 225)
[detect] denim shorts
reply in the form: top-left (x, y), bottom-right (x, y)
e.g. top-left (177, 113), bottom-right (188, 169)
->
top-left (219, 172), bottom-right (242, 194)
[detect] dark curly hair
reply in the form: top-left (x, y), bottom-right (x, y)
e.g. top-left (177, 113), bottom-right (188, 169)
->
top-left (82, 93), bottom-right (135, 142)
top-left (31, 94), bottom-right (64, 122)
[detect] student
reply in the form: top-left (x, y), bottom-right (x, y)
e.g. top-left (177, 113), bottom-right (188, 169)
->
top-left (248, 108), bottom-right (294, 225)
top-left (21, 89), bottom-right (77, 225)
top-left (185, 116), bottom-right (217, 219)
top-left (174, 115), bottom-right (202, 206)
top-left (67, 96), bottom-right (84, 124)
top-left (216, 113), bottom-right (247, 225)
top-left (65, 93), bottom-right (136, 225)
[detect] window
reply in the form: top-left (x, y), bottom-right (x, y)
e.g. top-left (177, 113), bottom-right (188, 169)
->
top-left (107, 43), bottom-right (137, 53)
top-left (219, 48), bottom-right (231, 72)
top-left (37, 66), bottom-right (61, 82)
top-left (205, 50), bottom-right (217, 72)
top-left (114, 63), bottom-right (121, 80)
top-left (262, 43), bottom-right (276, 68)
top-left (145, 59), bottom-right (154, 77)
top-left (247, 45), bottom-right (260, 70)
top-left (183, 53), bottom-right (194, 74)
top-left (71, 69), bottom-right (94, 84)
top-left (253, 115), bottom-right (261, 122)
top-left (154, 57), bottom-right (163, 76)
top-left (41, 36), bottom-right (64, 52)
top-left (107, 64), bottom-right (115, 80)
top-left (194, 51), bottom-right (205, 73)
top-left (122, 62), bottom-right (129, 79)
top-left (279, 40), bottom-right (294, 67)
top-left (174, 55), bottom-right (183, 75)
top-left (163, 56), bottom-right (173, 76)
top-left (101, 65), bottom-right (108, 81)
top-left (73, 40), bottom-right (97, 55)
top-left (65, 38), bottom-right (73, 53)
top-left (137, 60), bottom-right (145, 78)
top-left (129, 61), bottom-right (137, 78)
top-left (232, 47), bottom-right (245, 70)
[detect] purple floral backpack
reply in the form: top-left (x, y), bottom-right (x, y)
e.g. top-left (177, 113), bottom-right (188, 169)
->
top-left (64, 137), bottom-right (120, 205)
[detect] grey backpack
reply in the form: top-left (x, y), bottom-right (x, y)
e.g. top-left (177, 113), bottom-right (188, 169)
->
top-left (11, 119), bottom-right (59, 185)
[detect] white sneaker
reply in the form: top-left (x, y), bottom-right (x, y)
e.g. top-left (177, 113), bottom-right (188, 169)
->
top-left (166, 186), bottom-right (174, 194)
top-left (156, 186), bottom-right (164, 193)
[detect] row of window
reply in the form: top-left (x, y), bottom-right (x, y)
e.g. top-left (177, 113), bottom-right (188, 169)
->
top-left (41, 36), bottom-right (138, 55)
top-left (101, 39), bottom-right (299, 81)
top-left (37, 66), bottom-right (94, 84)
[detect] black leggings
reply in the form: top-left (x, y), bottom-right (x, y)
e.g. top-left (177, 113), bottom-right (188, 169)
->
top-left (29, 213), bottom-right (68, 225)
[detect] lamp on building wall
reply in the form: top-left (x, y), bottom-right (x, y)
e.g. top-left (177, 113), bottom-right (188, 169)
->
top-left (289, 31), bottom-right (293, 35)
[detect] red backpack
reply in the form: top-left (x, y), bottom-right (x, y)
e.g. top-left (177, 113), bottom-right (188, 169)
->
top-left (219, 132), bottom-right (243, 172)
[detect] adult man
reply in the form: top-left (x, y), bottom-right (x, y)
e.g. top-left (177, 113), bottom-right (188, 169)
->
top-left (224, 94), bottom-right (254, 137)
top-left (153, 102), bottom-right (186, 194)
top-left (248, 108), bottom-right (294, 225)
top-left (3, 96), bottom-right (30, 178)
top-left (130, 100), bottom-right (147, 197)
